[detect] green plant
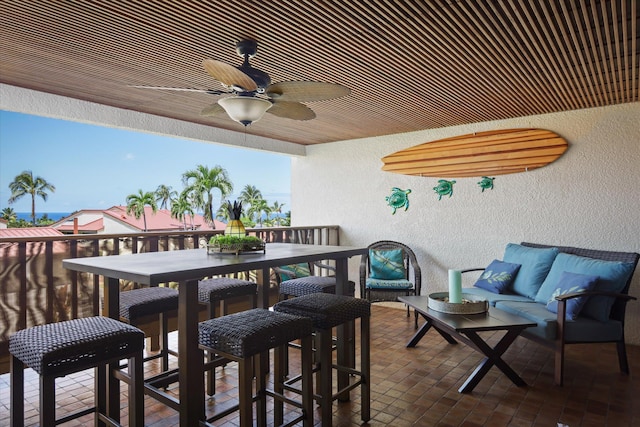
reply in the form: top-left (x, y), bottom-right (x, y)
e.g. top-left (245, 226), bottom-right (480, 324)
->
top-left (209, 235), bottom-right (263, 245)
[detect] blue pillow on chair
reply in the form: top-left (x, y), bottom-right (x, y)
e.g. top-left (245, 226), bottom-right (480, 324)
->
top-left (277, 263), bottom-right (311, 281)
top-left (473, 259), bottom-right (521, 294)
top-left (369, 249), bottom-right (406, 280)
top-left (545, 271), bottom-right (599, 320)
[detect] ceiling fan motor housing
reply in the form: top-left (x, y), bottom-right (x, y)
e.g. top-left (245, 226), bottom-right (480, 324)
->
top-left (235, 39), bottom-right (271, 91)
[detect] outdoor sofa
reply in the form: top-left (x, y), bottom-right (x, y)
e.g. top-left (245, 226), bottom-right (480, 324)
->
top-left (461, 242), bottom-right (639, 386)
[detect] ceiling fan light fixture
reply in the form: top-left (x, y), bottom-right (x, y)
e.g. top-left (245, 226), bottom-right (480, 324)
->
top-left (218, 96), bottom-right (272, 126)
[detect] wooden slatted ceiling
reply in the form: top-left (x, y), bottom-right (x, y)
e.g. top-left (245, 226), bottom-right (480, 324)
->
top-left (0, 1), bottom-right (637, 146)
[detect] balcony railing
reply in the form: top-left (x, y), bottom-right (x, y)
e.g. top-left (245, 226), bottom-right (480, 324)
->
top-left (0, 225), bottom-right (340, 373)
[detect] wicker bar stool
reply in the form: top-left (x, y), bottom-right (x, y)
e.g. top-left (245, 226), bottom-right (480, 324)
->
top-left (119, 286), bottom-right (179, 372)
top-left (197, 277), bottom-right (257, 395)
top-left (274, 293), bottom-right (371, 427)
top-left (275, 263), bottom-right (356, 300)
top-left (9, 316), bottom-right (145, 427)
top-left (198, 308), bottom-right (314, 427)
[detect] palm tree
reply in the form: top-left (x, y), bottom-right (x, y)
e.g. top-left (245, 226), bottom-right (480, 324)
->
top-left (126, 189), bottom-right (157, 232)
top-left (8, 170), bottom-right (56, 225)
top-left (282, 211), bottom-right (291, 226)
top-left (216, 202), bottom-right (231, 222)
top-left (238, 185), bottom-right (263, 222)
top-left (1, 207), bottom-right (17, 223)
top-left (253, 198), bottom-right (270, 226)
top-left (270, 201), bottom-right (285, 226)
top-left (182, 165), bottom-right (233, 228)
top-left (170, 191), bottom-right (194, 230)
top-left (155, 184), bottom-right (177, 210)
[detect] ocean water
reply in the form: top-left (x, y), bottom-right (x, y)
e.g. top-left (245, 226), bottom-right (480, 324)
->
top-left (15, 212), bottom-right (72, 222)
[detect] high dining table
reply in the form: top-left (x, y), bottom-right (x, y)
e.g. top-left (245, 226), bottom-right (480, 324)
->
top-left (63, 242), bottom-right (367, 426)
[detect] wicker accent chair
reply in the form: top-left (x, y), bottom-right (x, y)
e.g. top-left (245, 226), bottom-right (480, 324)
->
top-left (360, 240), bottom-right (422, 328)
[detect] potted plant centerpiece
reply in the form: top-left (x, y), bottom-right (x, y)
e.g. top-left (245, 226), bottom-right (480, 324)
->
top-left (207, 201), bottom-right (265, 255)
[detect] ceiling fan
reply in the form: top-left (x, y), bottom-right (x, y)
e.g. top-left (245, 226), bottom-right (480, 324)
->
top-left (133, 39), bottom-right (350, 126)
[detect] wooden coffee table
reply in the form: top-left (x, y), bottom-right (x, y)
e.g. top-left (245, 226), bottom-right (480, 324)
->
top-left (399, 295), bottom-right (536, 393)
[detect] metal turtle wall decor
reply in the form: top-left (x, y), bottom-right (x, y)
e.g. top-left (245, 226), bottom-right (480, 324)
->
top-left (386, 187), bottom-right (411, 214)
top-left (433, 180), bottom-right (456, 200)
top-left (478, 176), bottom-right (495, 192)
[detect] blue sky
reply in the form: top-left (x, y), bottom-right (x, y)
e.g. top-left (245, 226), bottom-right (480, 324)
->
top-left (0, 111), bottom-right (291, 214)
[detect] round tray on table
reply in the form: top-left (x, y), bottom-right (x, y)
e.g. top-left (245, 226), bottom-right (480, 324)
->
top-left (427, 292), bottom-right (488, 314)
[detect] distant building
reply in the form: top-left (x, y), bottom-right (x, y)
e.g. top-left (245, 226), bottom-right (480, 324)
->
top-left (52, 206), bottom-right (226, 235)
top-left (0, 226), bottom-right (64, 238)
top-left (0, 218), bottom-right (7, 229)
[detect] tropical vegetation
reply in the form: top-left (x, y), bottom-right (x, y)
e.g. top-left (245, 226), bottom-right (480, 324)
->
top-left (125, 189), bottom-right (158, 232)
top-left (2, 165), bottom-right (290, 230)
top-left (7, 170), bottom-right (56, 225)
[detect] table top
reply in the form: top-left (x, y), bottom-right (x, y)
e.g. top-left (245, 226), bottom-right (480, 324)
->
top-left (399, 295), bottom-right (536, 332)
top-left (62, 242), bottom-right (367, 284)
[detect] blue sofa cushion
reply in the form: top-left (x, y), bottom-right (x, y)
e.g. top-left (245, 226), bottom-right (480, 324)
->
top-left (503, 243), bottom-right (559, 299)
top-left (461, 287), bottom-right (533, 307)
top-left (473, 259), bottom-right (521, 294)
top-left (496, 300), bottom-right (624, 342)
top-left (369, 249), bottom-right (406, 280)
top-left (545, 271), bottom-right (599, 320)
top-left (534, 253), bottom-right (635, 322)
top-left (495, 301), bottom-right (557, 340)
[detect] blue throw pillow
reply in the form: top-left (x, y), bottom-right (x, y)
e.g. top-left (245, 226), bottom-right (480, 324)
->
top-left (369, 249), bottom-right (406, 280)
top-left (545, 271), bottom-right (599, 320)
top-left (503, 244), bottom-right (559, 299)
top-left (473, 259), bottom-right (521, 294)
top-left (535, 252), bottom-right (635, 322)
top-left (277, 263), bottom-right (311, 281)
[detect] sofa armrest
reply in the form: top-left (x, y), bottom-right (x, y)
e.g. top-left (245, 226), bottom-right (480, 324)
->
top-left (461, 268), bottom-right (485, 274)
top-left (555, 290), bottom-right (637, 302)
top-left (555, 290), bottom-right (637, 338)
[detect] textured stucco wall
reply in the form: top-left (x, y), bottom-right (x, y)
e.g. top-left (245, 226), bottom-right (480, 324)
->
top-left (292, 103), bottom-right (640, 344)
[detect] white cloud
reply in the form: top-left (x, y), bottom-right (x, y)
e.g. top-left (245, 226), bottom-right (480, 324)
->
top-left (124, 153), bottom-right (135, 160)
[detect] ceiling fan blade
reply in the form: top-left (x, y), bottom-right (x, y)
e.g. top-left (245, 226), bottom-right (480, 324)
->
top-left (266, 101), bottom-right (316, 121)
top-left (130, 85), bottom-right (226, 95)
top-left (200, 103), bottom-right (226, 117)
top-left (266, 81), bottom-right (350, 102)
top-left (202, 59), bottom-right (258, 92)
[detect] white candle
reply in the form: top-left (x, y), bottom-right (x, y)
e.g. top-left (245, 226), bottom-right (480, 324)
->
top-left (448, 269), bottom-right (462, 303)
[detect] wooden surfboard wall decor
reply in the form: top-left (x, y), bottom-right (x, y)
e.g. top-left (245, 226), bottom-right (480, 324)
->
top-left (381, 128), bottom-right (568, 178)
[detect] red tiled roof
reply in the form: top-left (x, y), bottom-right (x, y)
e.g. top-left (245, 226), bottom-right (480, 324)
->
top-left (56, 218), bottom-right (104, 233)
top-left (105, 206), bottom-right (226, 231)
top-left (0, 227), bottom-right (64, 238)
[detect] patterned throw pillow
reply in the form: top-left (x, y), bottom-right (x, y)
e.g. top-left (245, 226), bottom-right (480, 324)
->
top-left (277, 263), bottom-right (311, 281)
top-left (473, 259), bottom-right (521, 294)
top-left (545, 271), bottom-right (599, 320)
top-left (369, 249), bottom-right (406, 280)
